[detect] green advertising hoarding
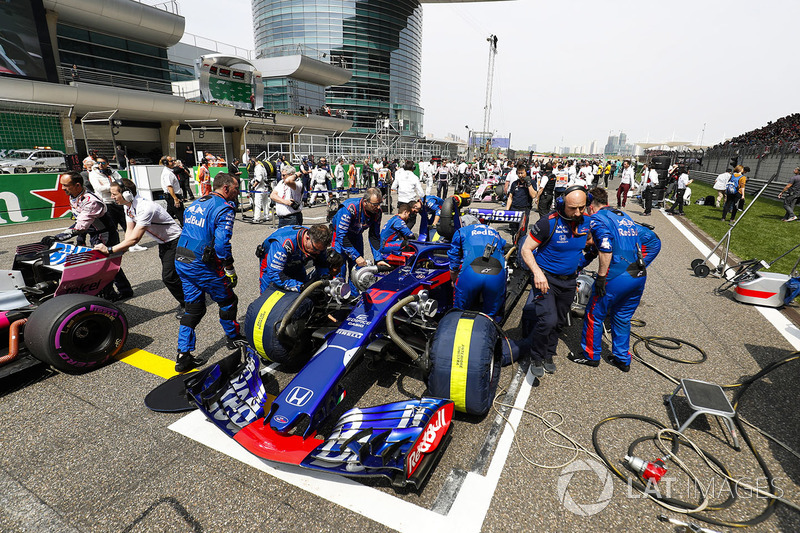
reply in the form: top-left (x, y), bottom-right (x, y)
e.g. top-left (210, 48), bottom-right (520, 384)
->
top-left (0, 172), bottom-right (73, 225)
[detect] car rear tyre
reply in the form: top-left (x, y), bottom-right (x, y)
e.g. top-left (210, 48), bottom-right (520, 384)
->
top-left (245, 287), bottom-right (313, 367)
top-left (24, 294), bottom-right (128, 374)
top-left (13, 166), bottom-right (27, 174)
top-left (427, 310), bottom-right (500, 416)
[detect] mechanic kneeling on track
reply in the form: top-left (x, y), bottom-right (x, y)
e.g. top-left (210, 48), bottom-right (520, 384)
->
top-left (93, 178), bottom-right (185, 317)
top-left (174, 172), bottom-right (246, 373)
top-left (331, 187), bottom-right (385, 293)
top-left (257, 223), bottom-right (342, 293)
top-left (568, 187), bottom-right (662, 372)
top-left (58, 171), bottom-right (133, 301)
top-left (448, 215), bottom-right (507, 321)
top-left (520, 186), bottom-right (590, 377)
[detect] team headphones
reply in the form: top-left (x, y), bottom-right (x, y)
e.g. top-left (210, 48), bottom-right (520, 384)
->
top-left (117, 180), bottom-right (135, 202)
top-left (554, 185), bottom-right (592, 221)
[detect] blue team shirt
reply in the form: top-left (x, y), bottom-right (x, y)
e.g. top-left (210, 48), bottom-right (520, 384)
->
top-left (378, 214), bottom-right (414, 260)
top-left (529, 213), bottom-right (589, 275)
top-left (589, 207), bottom-right (661, 279)
top-left (178, 192), bottom-right (235, 264)
top-left (260, 226), bottom-right (330, 292)
top-left (448, 224), bottom-right (507, 272)
top-left (331, 197), bottom-right (382, 261)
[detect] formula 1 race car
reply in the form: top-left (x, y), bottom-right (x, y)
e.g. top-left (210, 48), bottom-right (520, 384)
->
top-left (178, 196), bottom-right (530, 489)
top-left (0, 237), bottom-right (129, 390)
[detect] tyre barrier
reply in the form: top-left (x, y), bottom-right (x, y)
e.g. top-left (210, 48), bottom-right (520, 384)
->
top-left (23, 294), bottom-right (128, 374)
top-left (427, 310), bottom-right (501, 415)
top-left (245, 287), bottom-right (313, 367)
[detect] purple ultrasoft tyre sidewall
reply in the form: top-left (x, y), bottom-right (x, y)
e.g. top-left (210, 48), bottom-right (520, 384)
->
top-left (24, 295), bottom-right (128, 374)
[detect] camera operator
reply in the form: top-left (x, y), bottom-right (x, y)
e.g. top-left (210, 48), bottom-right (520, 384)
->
top-left (505, 163), bottom-right (536, 234)
top-left (271, 164), bottom-right (304, 227)
top-left (534, 162), bottom-right (556, 216)
top-left (89, 157), bottom-right (126, 231)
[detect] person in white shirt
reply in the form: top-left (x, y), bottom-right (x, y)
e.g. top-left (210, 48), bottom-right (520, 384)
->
top-left (271, 165), bottom-right (304, 227)
top-left (159, 155), bottom-right (184, 225)
top-left (713, 168), bottom-right (732, 208)
top-left (94, 178), bottom-right (185, 317)
top-left (616, 160), bottom-right (635, 208)
top-left (642, 166), bottom-right (660, 215)
top-left (333, 159), bottom-right (345, 197)
top-left (309, 162), bottom-right (332, 205)
top-left (578, 162), bottom-right (594, 187)
top-left (89, 156), bottom-right (126, 231)
top-left (251, 159), bottom-right (272, 223)
top-left (667, 168), bottom-right (693, 215)
top-left (391, 160), bottom-right (425, 226)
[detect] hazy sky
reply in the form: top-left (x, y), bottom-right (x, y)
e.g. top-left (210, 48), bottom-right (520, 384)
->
top-left (182, 0), bottom-right (800, 151)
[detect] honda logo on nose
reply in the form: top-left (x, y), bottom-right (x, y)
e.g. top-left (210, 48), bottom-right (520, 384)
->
top-left (286, 386), bottom-right (313, 407)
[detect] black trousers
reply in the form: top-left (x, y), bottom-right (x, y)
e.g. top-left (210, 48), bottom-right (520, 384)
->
top-left (722, 192), bottom-right (742, 220)
top-left (537, 193), bottom-right (553, 217)
top-left (668, 188), bottom-right (686, 214)
top-left (278, 212), bottom-right (303, 227)
top-left (159, 238), bottom-right (184, 306)
top-left (437, 180), bottom-right (448, 198)
top-left (106, 202), bottom-right (127, 231)
top-left (166, 195), bottom-right (185, 226)
top-left (522, 271), bottom-right (577, 362)
top-left (643, 187), bottom-right (654, 214)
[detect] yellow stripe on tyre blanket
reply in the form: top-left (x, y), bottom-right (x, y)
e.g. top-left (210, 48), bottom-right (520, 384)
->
top-left (245, 287), bottom-right (313, 367)
top-left (427, 310), bottom-right (500, 415)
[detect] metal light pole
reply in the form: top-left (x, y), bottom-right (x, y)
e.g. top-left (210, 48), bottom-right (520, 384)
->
top-left (465, 125), bottom-right (471, 161)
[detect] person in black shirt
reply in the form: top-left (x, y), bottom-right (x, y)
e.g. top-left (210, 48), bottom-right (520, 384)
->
top-left (505, 163), bottom-right (535, 234)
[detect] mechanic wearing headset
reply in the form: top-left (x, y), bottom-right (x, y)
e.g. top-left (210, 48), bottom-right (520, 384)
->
top-left (448, 215), bottom-right (508, 321)
top-left (93, 178), bottom-right (184, 317)
top-left (257, 223), bottom-right (342, 294)
top-left (569, 187), bottom-right (661, 372)
top-left (520, 185), bottom-right (591, 377)
top-left (331, 187), bottom-right (385, 293)
top-left (174, 173), bottom-right (246, 373)
top-left (377, 203), bottom-right (417, 260)
top-left (58, 171), bottom-right (134, 302)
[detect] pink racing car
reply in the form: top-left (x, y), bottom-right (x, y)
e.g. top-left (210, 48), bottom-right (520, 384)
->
top-left (0, 238), bottom-right (128, 389)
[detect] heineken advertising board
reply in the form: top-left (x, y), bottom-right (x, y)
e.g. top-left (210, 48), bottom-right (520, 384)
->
top-left (0, 172), bottom-right (73, 225)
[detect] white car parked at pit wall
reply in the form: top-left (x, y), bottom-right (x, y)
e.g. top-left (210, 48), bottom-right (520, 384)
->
top-left (0, 148), bottom-right (67, 174)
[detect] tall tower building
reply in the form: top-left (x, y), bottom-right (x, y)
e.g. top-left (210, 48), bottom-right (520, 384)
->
top-left (253, 0), bottom-right (424, 136)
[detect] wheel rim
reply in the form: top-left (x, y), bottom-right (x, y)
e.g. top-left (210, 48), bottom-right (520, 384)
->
top-left (60, 314), bottom-right (117, 363)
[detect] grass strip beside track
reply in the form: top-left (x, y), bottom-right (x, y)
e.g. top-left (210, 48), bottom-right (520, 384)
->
top-left (678, 181), bottom-right (800, 275)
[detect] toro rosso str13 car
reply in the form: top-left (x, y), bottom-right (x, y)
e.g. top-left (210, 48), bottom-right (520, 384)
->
top-left (176, 196), bottom-right (530, 488)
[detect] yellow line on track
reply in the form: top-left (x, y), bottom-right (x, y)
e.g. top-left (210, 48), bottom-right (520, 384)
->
top-left (116, 348), bottom-right (192, 379)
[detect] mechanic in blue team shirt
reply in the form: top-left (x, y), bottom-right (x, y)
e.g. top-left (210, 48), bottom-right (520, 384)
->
top-left (520, 186), bottom-right (591, 378)
top-left (378, 203), bottom-right (416, 260)
top-left (422, 195), bottom-right (444, 238)
top-left (257, 223), bottom-right (339, 293)
top-left (331, 187), bottom-right (384, 292)
top-left (569, 188), bottom-right (661, 372)
top-left (448, 215), bottom-right (508, 320)
top-left (174, 173), bottom-right (246, 373)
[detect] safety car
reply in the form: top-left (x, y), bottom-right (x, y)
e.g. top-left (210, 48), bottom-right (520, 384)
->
top-left (0, 147), bottom-right (67, 174)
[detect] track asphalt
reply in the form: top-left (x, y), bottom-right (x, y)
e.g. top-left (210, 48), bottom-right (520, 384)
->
top-left (1, 196), bottom-right (798, 533)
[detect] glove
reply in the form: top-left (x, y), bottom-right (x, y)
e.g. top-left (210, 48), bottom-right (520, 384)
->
top-left (326, 249), bottom-right (344, 271)
top-left (290, 200), bottom-right (300, 210)
top-left (298, 281), bottom-right (312, 292)
top-left (224, 266), bottom-right (238, 288)
top-left (594, 275), bottom-right (607, 297)
top-left (53, 230), bottom-right (74, 242)
top-left (40, 235), bottom-right (56, 247)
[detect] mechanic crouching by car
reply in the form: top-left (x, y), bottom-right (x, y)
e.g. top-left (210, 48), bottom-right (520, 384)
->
top-left (332, 187), bottom-right (384, 293)
top-left (174, 173), bottom-right (247, 373)
top-left (569, 187), bottom-right (661, 372)
top-left (92, 179), bottom-right (185, 317)
top-left (58, 171), bottom-right (133, 301)
top-left (448, 215), bottom-right (507, 321)
top-left (520, 186), bottom-right (591, 378)
top-left (377, 203), bottom-right (417, 260)
top-left (258, 223), bottom-right (342, 293)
